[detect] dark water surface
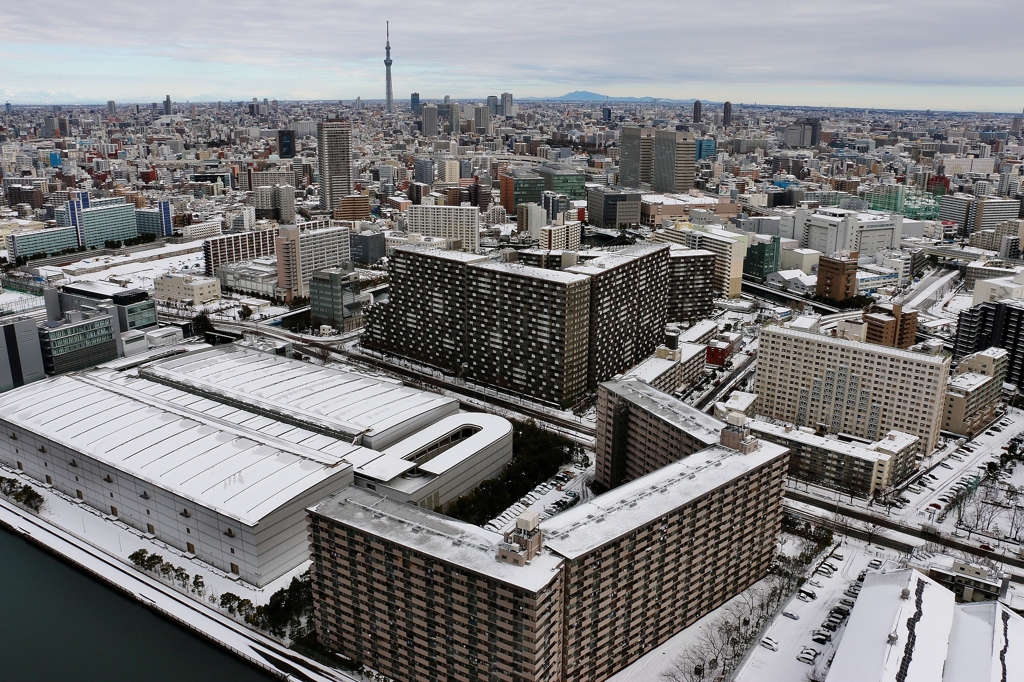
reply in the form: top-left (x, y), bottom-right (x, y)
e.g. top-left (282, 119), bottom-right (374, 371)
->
top-left (0, 526), bottom-right (276, 682)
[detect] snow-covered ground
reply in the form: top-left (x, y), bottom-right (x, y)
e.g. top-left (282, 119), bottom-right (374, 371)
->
top-left (734, 538), bottom-right (887, 682)
top-left (0, 462), bottom-right (306, 608)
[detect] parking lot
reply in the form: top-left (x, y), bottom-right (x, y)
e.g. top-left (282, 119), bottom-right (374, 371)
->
top-left (483, 461), bottom-right (594, 534)
top-left (734, 538), bottom-right (887, 682)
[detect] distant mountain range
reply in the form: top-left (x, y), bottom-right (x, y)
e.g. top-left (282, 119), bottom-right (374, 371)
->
top-left (522, 90), bottom-right (710, 104)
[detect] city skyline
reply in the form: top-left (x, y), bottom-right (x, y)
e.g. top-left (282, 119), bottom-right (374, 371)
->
top-left (1, 0), bottom-right (1022, 111)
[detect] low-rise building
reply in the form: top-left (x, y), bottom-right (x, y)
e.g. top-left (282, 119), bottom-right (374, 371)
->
top-left (217, 258), bottom-right (280, 298)
top-left (152, 271), bottom-right (221, 304)
top-left (746, 419), bottom-right (918, 497)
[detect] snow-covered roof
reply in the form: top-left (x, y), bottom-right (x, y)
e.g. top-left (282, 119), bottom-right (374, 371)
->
top-left (601, 379), bottom-right (725, 447)
top-left (943, 601), bottom-right (1024, 682)
top-left (385, 413), bottom-right (512, 477)
top-left (0, 372), bottom-right (358, 526)
top-left (541, 443), bottom-right (787, 560)
top-left (139, 345), bottom-right (459, 449)
top-left (309, 486), bottom-right (564, 593)
top-left (748, 419), bottom-right (896, 463)
top-left (470, 260), bottom-right (590, 285)
top-left (825, 569), bottom-right (954, 682)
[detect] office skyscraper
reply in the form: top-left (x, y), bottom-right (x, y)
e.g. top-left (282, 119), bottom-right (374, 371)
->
top-left (653, 129), bottom-right (696, 193)
top-left (163, 95), bottom-right (172, 116)
top-left (421, 103), bottom-right (438, 137)
top-left (384, 22), bottom-right (394, 113)
top-left (317, 120), bottom-right (353, 212)
top-left (410, 92), bottom-right (420, 115)
top-left (723, 101), bottom-right (732, 126)
top-left (107, 100), bottom-right (116, 116)
top-left (693, 99), bottom-right (702, 122)
top-left (620, 126), bottom-right (654, 187)
top-left (276, 129), bottom-right (296, 159)
top-left (501, 92), bottom-right (513, 117)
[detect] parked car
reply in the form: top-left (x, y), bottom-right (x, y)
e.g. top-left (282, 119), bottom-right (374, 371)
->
top-left (980, 543), bottom-right (994, 551)
top-left (832, 552), bottom-right (844, 561)
top-left (797, 593), bottom-right (812, 603)
top-left (822, 622), bottom-right (838, 632)
top-left (760, 637), bottom-right (779, 652)
top-left (812, 635), bottom-right (829, 645)
top-left (811, 630), bottom-right (832, 642)
top-left (939, 462), bottom-right (953, 469)
top-left (797, 652), bottom-right (815, 665)
top-left (782, 611), bottom-right (799, 620)
top-left (840, 598), bottom-right (855, 608)
top-left (809, 580), bottom-right (823, 588)
top-left (868, 559), bottom-right (883, 569)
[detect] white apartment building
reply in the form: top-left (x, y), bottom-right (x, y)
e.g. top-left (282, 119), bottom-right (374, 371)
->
top-left (176, 218), bottom-right (222, 240)
top-left (153, 271), bottom-right (222, 304)
top-left (754, 317), bottom-right (950, 453)
top-left (539, 222), bottom-right (581, 251)
top-left (276, 223), bottom-right (351, 300)
top-left (405, 204), bottom-right (480, 252)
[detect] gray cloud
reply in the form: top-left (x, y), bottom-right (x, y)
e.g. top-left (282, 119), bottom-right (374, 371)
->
top-left (1, 0), bottom-right (1021, 109)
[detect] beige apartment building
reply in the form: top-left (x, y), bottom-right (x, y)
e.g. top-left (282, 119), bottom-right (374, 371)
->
top-left (308, 431), bottom-right (789, 682)
top-left (754, 318), bottom-right (950, 453)
top-left (943, 347), bottom-right (1009, 438)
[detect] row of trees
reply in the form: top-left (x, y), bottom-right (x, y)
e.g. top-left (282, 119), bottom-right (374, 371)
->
top-left (662, 520), bottom-right (834, 682)
top-left (442, 420), bottom-right (576, 525)
top-left (103, 233), bottom-right (157, 249)
top-left (128, 549), bottom-right (315, 641)
top-left (0, 476), bottom-right (44, 512)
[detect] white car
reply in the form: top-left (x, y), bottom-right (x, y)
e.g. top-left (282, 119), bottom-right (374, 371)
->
top-left (760, 637), bottom-right (779, 651)
top-left (782, 611), bottom-right (800, 620)
top-left (809, 580), bottom-right (823, 588)
top-left (797, 653), bottom-right (815, 665)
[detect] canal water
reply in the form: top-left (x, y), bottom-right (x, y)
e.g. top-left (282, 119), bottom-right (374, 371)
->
top-left (0, 526), bottom-right (276, 681)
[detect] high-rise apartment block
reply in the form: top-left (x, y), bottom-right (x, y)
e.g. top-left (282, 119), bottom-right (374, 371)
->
top-left (203, 228), bottom-right (279, 276)
top-left (253, 184), bottom-right (296, 224)
top-left (619, 126), bottom-right (654, 188)
top-left (405, 204), bottom-right (480, 252)
top-left (465, 261), bottom-right (591, 405)
top-left (334, 194), bottom-right (371, 222)
top-left (653, 130), bottom-right (695, 194)
top-left (317, 120), bottom-right (353, 212)
top-left (817, 250), bottom-right (860, 301)
top-left (275, 221), bottom-right (352, 301)
top-left (652, 224), bottom-right (744, 298)
top-left (595, 378), bottom-right (725, 488)
top-left (667, 246), bottom-right (716, 323)
top-left (954, 298), bottom-right (1024, 389)
top-left (939, 193), bottom-right (1021, 236)
top-left (566, 244), bottom-right (670, 390)
top-left (309, 434), bottom-right (788, 682)
top-left (364, 247), bottom-right (590, 406)
top-left (754, 317), bottom-right (950, 453)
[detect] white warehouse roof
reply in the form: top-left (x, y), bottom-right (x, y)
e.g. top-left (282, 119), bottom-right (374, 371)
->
top-left (139, 345), bottom-right (460, 449)
top-left (0, 372), bottom-right (359, 526)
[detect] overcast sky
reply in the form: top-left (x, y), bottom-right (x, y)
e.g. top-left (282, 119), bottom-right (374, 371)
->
top-left (2, 0), bottom-right (1022, 111)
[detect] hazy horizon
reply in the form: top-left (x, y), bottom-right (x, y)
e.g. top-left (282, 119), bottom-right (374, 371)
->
top-left (2, 0), bottom-right (1022, 112)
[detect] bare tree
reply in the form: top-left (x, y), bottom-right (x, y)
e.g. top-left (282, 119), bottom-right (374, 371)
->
top-left (311, 344), bottom-right (333, 365)
top-left (1009, 505), bottom-right (1024, 542)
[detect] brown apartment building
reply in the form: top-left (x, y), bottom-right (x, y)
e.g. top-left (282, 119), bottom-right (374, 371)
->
top-left (308, 435), bottom-right (789, 682)
top-left (817, 250), bottom-right (859, 301)
top-left (863, 302), bottom-right (919, 349)
top-left (595, 377), bottom-right (724, 489)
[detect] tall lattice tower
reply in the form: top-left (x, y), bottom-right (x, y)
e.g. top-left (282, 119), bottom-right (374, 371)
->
top-left (384, 22), bottom-right (394, 114)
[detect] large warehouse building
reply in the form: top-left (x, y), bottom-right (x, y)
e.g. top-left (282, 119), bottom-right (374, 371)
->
top-left (0, 346), bottom-right (514, 585)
